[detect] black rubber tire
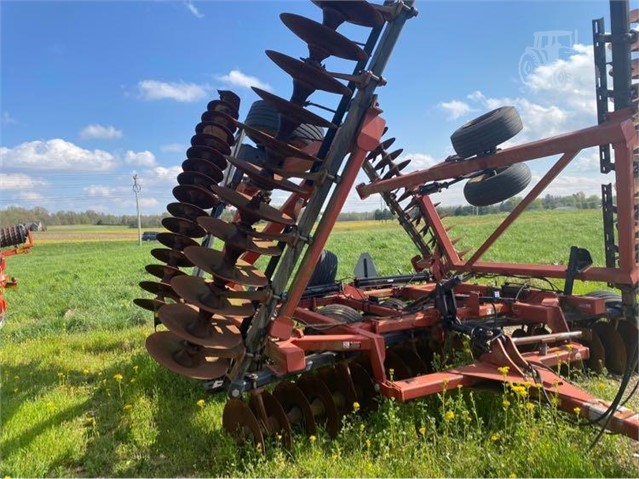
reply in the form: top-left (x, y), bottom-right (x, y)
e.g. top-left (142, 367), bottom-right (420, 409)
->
top-left (319, 304), bottom-right (362, 324)
top-left (586, 290), bottom-right (624, 318)
top-left (236, 144), bottom-right (266, 165)
top-left (307, 250), bottom-right (338, 287)
top-left (463, 162), bottom-right (532, 207)
top-left (244, 100), bottom-right (324, 146)
top-left (450, 106), bottom-right (523, 158)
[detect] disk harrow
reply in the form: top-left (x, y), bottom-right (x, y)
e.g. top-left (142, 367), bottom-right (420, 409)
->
top-left (0, 224), bottom-right (34, 327)
top-left (137, 0), bottom-right (639, 450)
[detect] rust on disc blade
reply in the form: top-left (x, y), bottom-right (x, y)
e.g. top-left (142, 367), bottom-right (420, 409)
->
top-left (273, 381), bottom-right (317, 436)
top-left (183, 245), bottom-right (269, 287)
top-left (133, 297), bottom-right (166, 313)
top-left (173, 184), bottom-right (219, 210)
top-left (617, 320), bottom-right (638, 371)
top-left (177, 171), bottom-right (219, 190)
top-left (162, 216), bottom-right (207, 239)
top-left (316, 366), bottom-right (358, 414)
top-left (190, 134), bottom-right (232, 156)
top-left (223, 399), bottom-right (265, 451)
top-left (139, 280), bottom-right (177, 298)
top-left (280, 13), bottom-right (368, 62)
top-left (170, 275), bottom-right (256, 316)
top-left (296, 374), bottom-right (340, 438)
top-left (227, 157), bottom-right (307, 194)
top-left (166, 202), bottom-right (208, 222)
top-left (576, 327), bottom-right (606, 373)
top-left (157, 303), bottom-right (243, 354)
top-left (194, 122), bottom-right (234, 145)
top-left (593, 321), bottom-right (627, 374)
top-left (145, 263), bottom-right (186, 281)
top-left (207, 99), bottom-right (238, 117)
top-left (313, 0), bottom-right (384, 28)
top-left (235, 121), bottom-right (318, 164)
top-left (201, 110), bottom-right (237, 133)
top-left (249, 391), bottom-right (293, 450)
top-left (156, 232), bottom-right (199, 252)
top-left (348, 362), bottom-right (378, 411)
top-left (182, 158), bottom-right (224, 184)
top-left (217, 90), bottom-right (241, 111)
top-left (265, 50), bottom-right (351, 96)
top-left (151, 248), bottom-right (194, 268)
top-left (186, 145), bottom-right (228, 170)
top-left (145, 331), bottom-right (230, 380)
top-left (252, 87), bottom-right (335, 129)
top-left (197, 217), bottom-right (281, 256)
top-left (210, 185), bottom-right (295, 226)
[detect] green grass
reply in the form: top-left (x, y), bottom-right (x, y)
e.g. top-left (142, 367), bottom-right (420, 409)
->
top-left (1, 210), bottom-right (637, 477)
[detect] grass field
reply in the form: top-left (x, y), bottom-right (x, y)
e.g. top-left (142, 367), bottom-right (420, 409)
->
top-left (2, 210), bottom-right (638, 477)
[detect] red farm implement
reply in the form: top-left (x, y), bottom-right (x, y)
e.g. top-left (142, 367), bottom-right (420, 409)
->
top-left (137, 0), bottom-right (639, 449)
top-left (0, 224), bottom-right (34, 327)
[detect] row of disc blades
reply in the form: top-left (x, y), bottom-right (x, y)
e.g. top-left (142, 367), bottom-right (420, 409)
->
top-left (138, 0), bottom-right (389, 382)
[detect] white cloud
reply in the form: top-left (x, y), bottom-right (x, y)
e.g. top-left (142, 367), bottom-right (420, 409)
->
top-left (160, 143), bottom-right (186, 154)
top-left (84, 185), bottom-right (124, 197)
top-left (1, 112), bottom-right (17, 125)
top-left (141, 165), bottom-right (183, 186)
top-left (0, 173), bottom-right (47, 191)
top-left (0, 139), bottom-right (117, 171)
top-left (79, 124), bottom-right (123, 140)
top-left (140, 197), bottom-right (160, 208)
top-left (403, 153), bottom-right (437, 171)
top-left (15, 191), bottom-right (44, 202)
top-left (438, 100), bottom-right (473, 120)
top-left (125, 150), bottom-right (156, 167)
top-left (184, 1), bottom-right (203, 18)
top-left (138, 79), bottom-right (209, 102)
top-left (217, 70), bottom-right (271, 91)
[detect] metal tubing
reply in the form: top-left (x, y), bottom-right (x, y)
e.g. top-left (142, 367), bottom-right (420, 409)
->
top-left (465, 151), bottom-right (578, 267)
top-left (610, 0), bottom-right (633, 110)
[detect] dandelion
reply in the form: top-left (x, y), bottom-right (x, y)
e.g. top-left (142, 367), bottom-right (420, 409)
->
top-left (509, 473), bottom-right (516, 478)
top-left (353, 401), bottom-right (360, 411)
top-left (196, 399), bottom-right (205, 408)
top-left (497, 366), bottom-right (510, 376)
top-left (123, 404), bottom-right (133, 411)
top-left (113, 373), bottom-right (123, 381)
top-left (309, 435), bottom-right (317, 443)
top-left (444, 410), bottom-right (455, 421)
top-left (490, 432), bottom-right (501, 442)
top-left (83, 369), bottom-right (89, 375)
top-left (502, 399), bottom-right (511, 409)
top-left (573, 406), bottom-right (581, 415)
top-left (418, 426), bottom-right (426, 436)
top-left (525, 402), bottom-right (535, 412)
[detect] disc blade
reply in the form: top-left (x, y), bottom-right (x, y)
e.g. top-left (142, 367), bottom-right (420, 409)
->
top-left (313, 0), bottom-right (384, 28)
top-left (191, 134), bottom-right (232, 156)
top-left (200, 110), bottom-right (237, 133)
top-left (223, 399), bottom-right (264, 451)
top-left (177, 171), bottom-right (219, 191)
top-left (227, 156), bottom-right (307, 194)
top-left (162, 216), bottom-right (207, 238)
top-left (139, 280), bottom-right (177, 298)
top-left (249, 391), bottom-right (293, 450)
top-left (593, 322), bottom-right (627, 374)
top-left (134, 297), bottom-right (166, 313)
top-left (151, 248), bottom-right (194, 268)
top-left (156, 232), bottom-right (199, 252)
top-left (197, 217), bottom-right (281, 256)
top-left (186, 145), bottom-right (228, 170)
top-left (183, 246), bottom-right (269, 287)
top-left (170, 275), bottom-right (256, 316)
top-left (296, 374), bottom-right (340, 438)
top-left (172, 184), bottom-right (219, 210)
top-left (182, 158), bottom-right (224, 184)
top-left (194, 122), bottom-right (234, 145)
top-left (348, 362), bottom-right (378, 411)
top-left (167, 202), bottom-right (209, 222)
top-left (210, 185), bottom-right (295, 226)
top-left (235, 121), bottom-right (319, 164)
top-left (273, 381), bottom-right (317, 436)
top-left (252, 87), bottom-right (336, 129)
top-left (145, 263), bottom-right (186, 281)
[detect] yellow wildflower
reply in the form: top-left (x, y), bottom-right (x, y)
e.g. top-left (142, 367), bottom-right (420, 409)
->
top-left (57, 372), bottom-right (64, 378)
top-left (365, 438), bottom-right (371, 448)
top-left (497, 366), bottom-right (510, 376)
top-left (511, 385), bottom-right (528, 398)
top-left (360, 424), bottom-right (365, 432)
top-left (418, 426), bottom-right (426, 436)
top-left (525, 402), bottom-right (535, 412)
top-left (113, 373), bottom-right (123, 381)
top-left (573, 406), bottom-right (581, 415)
top-left (490, 432), bottom-right (501, 442)
top-left (309, 435), bottom-right (317, 443)
top-left (196, 399), bottom-right (205, 408)
top-left (123, 404), bottom-right (133, 411)
top-left (444, 410), bottom-right (455, 421)
top-left (83, 369), bottom-right (89, 375)
top-left (353, 401), bottom-right (360, 411)
top-left (566, 343), bottom-right (575, 351)
top-left (502, 399), bottom-right (511, 409)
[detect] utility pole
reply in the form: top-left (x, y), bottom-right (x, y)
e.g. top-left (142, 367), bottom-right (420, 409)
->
top-left (132, 174), bottom-right (142, 246)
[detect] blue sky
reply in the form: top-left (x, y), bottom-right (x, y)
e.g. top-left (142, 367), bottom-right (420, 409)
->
top-left (0, 0), bottom-right (621, 214)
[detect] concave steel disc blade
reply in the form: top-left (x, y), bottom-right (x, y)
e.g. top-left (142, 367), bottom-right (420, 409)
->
top-left (249, 391), bottom-right (293, 450)
top-left (217, 89), bottom-right (241, 111)
top-left (207, 99), bottom-right (238, 117)
top-left (382, 159), bottom-right (411, 180)
top-left (313, 0), bottom-right (384, 28)
top-left (200, 110), bottom-right (237, 133)
top-left (617, 320), bottom-right (639, 371)
top-left (156, 232), bottom-right (199, 252)
top-left (190, 134), bottom-right (232, 156)
top-left (227, 157), bottom-right (307, 194)
top-left (183, 246), bottom-right (269, 287)
top-left (280, 13), bottom-right (368, 62)
top-left (374, 148), bottom-right (404, 170)
top-left (210, 185), bottom-right (295, 226)
top-left (186, 145), bottom-right (228, 170)
top-left (166, 202), bottom-right (208, 222)
top-left (139, 280), bottom-right (177, 298)
top-left (145, 263), bottom-right (186, 281)
top-left (251, 87), bottom-right (336, 129)
top-left (151, 248), bottom-right (194, 268)
top-left (296, 374), bottom-right (340, 438)
top-left (177, 171), bottom-right (219, 190)
top-left (182, 158), bottom-right (224, 184)
top-left (223, 399), bottom-right (265, 451)
top-left (157, 303), bottom-right (243, 354)
top-left (235, 121), bottom-right (318, 164)
top-left (134, 297), bottom-right (166, 313)
top-left (576, 327), bottom-right (606, 373)
top-left (367, 137), bottom-right (396, 160)
top-left (317, 365), bottom-right (358, 414)
top-left (384, 350), bottom-right (412, 380)
top-left (172, 184), bottom-right (219, 210)
top-left (197, 217), bottom-right (281, 256)
top-left (145, 331), bottom-right (230, 380)
top-left (194, 122), bottom-right (235, 145)
top-left (593, 322), bottom-right (627, 374)
top-left (273, 381), bottom-right (318, 436)
top-left (170, 275), bottom-right (256, 316)
top-left (162, 216), bottom-right (207, 239)
top-left (265, 50), bottom-right (351, 96)
top-left (348, 362), bottom-right (378, 411)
